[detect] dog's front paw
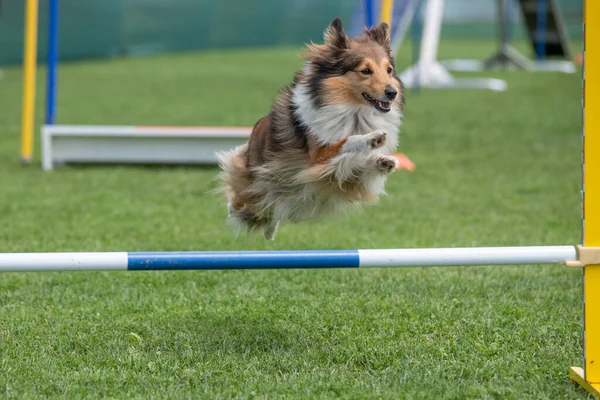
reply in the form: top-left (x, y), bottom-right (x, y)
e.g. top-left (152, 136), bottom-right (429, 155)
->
top-left (343, 130), bottom-right (387, 153)
top-left (376, 155), bottom-right (398, 173)
top-left (367, 130), bottom-right (387, 149)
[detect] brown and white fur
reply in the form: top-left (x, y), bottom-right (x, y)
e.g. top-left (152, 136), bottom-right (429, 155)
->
top-left (217, 18), bottom-right (405, 240)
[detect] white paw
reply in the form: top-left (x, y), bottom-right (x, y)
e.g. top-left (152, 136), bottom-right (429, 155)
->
top-left (344, 130), bottom-right (387, 153)
top-left (376, 155), bottom-right (398, 173)
top-left (366, 130), bottom-right (387, 149)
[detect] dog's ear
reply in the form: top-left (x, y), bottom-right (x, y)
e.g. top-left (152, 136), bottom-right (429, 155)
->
top-left (366, 22), bottom-right (390, 46)
top-left (324, 18), bottom-right (349, 49)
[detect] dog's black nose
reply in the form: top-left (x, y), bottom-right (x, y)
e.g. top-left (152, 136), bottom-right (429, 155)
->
top-left (384, 86), bottom-right (397, 100)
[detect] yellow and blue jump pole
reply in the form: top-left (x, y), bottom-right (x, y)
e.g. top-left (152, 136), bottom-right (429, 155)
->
top-left (20, 0), bottom-right (59, 164)
top-left (365, 0), bottom-right (394, 28)
top-left (19, 0), bottom-right (38, 163)
top-left (569, 0), bottom-right (600, 396)
top-left (365, 0), bottom-right (375, 27)
top-left (46, 0), bottom-right (60, 125)
top-left (584, 0), bottom-right (600, 388)
top-left (380, 0), bottom-right (394, 26)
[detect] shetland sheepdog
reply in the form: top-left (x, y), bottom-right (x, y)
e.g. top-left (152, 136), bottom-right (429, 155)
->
top-left (217, 18), bottom-right (405, 240)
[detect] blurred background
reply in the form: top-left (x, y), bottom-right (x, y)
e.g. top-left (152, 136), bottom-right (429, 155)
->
top-left (0, 0), bottom-right (583, 65)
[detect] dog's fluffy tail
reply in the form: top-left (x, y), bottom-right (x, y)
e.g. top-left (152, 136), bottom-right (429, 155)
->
top-left (216, 144), bottom-right (262, 235)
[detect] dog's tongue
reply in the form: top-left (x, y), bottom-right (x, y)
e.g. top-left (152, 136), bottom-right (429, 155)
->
top-left (378, 101), bottom-right (391, 109)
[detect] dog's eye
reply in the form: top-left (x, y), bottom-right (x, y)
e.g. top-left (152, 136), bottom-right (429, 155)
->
top-left (387, 67), bottom-right (393, 74)
top-left (360, 68), bottom-right (372, 75)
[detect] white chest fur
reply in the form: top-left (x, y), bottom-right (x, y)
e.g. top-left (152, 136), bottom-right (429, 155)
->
top-left (292, 82), bottom-right (402, 153)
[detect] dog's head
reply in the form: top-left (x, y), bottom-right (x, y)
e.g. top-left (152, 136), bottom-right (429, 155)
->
top-left (302, 18), bottom-right (404, 113)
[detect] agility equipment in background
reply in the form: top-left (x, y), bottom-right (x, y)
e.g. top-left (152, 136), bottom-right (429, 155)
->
top-left (518, 0), bottom-right (572, 60)
top-left (32, 0), bottom-right (249, 170)
top-left (442, 0), bottom-right (576, 74)
top-left (46, 0), bottom-right (59, 125)
top-left (350, 0), bottom-right (422, 57)
top-left (398, 0), bottom-right (508, 91)
top-left (389, 0), bottom-right (423, 58)
top-left (483, 0), bottom-right (537, 70)
top-left (42, 125), bottom-right (249, 171)
top-left (19, 0), bottom-right (38, 164)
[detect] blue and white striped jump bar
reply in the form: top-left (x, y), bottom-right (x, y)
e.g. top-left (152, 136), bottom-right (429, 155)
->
top-left (0, 246), bottom-right (577, 272)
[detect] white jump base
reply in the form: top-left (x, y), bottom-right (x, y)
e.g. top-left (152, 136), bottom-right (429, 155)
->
top-left (41, 125), bottom-right (251, 171)
top-left (440, 59), bottom-right (577, 74)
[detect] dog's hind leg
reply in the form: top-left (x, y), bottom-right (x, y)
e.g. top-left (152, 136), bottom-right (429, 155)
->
top-left (262, 219), bottom-right (280, 241)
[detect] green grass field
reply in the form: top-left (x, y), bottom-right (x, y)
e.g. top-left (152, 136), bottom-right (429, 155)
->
top-left (0, 39), bottom-right (590, 398)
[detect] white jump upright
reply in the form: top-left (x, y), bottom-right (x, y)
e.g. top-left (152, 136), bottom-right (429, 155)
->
top-left (399, 0), bottom-right (508, 91)
top-left (0, 246), bottom-right (579, 272)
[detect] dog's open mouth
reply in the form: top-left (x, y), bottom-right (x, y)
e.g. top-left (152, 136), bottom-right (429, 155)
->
top-left (362, 93), bottom-right (391, 113)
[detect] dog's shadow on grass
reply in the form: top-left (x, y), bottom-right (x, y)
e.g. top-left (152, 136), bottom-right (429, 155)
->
top-left (157, 310), bottom-right (315, 357)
